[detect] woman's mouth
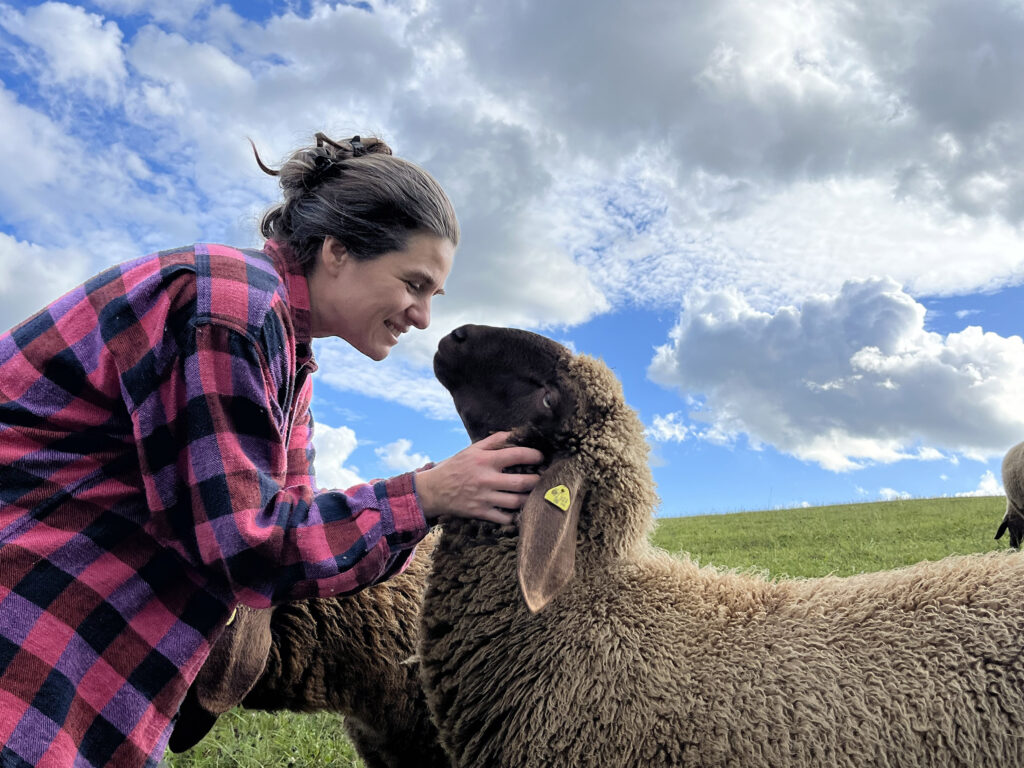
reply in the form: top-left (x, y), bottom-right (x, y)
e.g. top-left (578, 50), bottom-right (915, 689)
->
top-left (384, 319), bottom-right (405, 342)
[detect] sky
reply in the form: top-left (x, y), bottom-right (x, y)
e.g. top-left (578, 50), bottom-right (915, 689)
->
top-left (1, 0), bottom-right (1022, 517)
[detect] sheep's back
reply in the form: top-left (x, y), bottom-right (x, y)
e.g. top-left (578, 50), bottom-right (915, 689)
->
top-left (422, 532), bottom-right (1024, 767)
top-left (245, 536), bottom-right (448, 768)
top-left (1004, 442), bottom-right (1024, 511)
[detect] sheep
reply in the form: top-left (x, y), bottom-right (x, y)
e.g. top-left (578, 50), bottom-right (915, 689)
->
top-left (995, 440), bottom-right (1024, 548)
top-left (419, 323), bottom-right (1024, 768)
top-left (168, 534), bottom-right (448, 768)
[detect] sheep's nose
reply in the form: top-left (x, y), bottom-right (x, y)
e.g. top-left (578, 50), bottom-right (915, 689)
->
top-left (451, 325), bottom-right (468, 342)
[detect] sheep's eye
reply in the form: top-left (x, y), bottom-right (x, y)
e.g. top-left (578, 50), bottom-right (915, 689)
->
top-left (542, 393), bottom-right (552, 409)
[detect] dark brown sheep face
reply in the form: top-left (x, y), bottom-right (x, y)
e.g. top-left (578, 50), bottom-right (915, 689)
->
top-left (433, 325), bottom-right (575, 454)
top-left (436, 324), bottom-right (587, 611)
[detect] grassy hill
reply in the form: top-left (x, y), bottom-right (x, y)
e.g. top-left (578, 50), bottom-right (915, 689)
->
top-left (653, 495), bottom-right (1007, 578)
top-left (165, 495), bottom-right (1009, 767)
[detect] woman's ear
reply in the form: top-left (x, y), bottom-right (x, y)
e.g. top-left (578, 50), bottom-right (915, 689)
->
top-left (518, 458), bottom-right (584, 613)
top-left (319, 236), bottom-right (349, 276)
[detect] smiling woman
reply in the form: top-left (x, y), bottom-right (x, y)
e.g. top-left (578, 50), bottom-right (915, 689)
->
top-left (307, 233), bottom-right (454, 360)
top-left (0, 131), bottom-right (543, 768)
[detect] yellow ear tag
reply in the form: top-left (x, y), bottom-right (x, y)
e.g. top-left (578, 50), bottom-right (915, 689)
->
top-left (225, 608), bottom-right (238, 627)
top-left (543, 485), bottom-right (571, 511)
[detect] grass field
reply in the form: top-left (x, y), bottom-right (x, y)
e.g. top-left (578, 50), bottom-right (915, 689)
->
top-left (163, 494), bottom-right (1009, 767)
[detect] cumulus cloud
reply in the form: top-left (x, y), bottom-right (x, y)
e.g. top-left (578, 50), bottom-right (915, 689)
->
top-left (313, 338), bottom-right (458, 421)
top-left (431, 0), bottom-right (1024, 218)
top-left (879, 488), bottom-right (912, 501)
top-left (955, 470), bottom-right (1004, 498)
top-left (375, 439), bottom-right (431, 472)
top-left (90, 0), bottom-right (210, 27)
top-left (0, 2), bottom-right (127, 102)
top-left (5, 0), bottom-right (1024, 326)
top-left (0, 235), bottom-right (94, 331)
top-left (3, 0), bottom-right (1024, 427)
top-left (116, 3), bottom-right (610, 334)
top-left (649, 277), bottom-right (1024, 471)
top-left (429, 0), bottom-right (1024, 309)
top-left (310, 422), bottom-right (363, 491)
top-left (646, 413), bottom-right (691, 444)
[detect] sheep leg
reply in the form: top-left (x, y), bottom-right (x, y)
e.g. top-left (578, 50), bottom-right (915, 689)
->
top-left (995, 500), bottom-right (1024, 548)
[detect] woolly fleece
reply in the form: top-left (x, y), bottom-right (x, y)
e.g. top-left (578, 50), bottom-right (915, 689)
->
top-left (419, 337), bottom-right (1024, 768)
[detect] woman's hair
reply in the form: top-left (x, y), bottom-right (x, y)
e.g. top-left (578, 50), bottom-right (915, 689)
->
top-left (254, 132), bottom-right (459, 272)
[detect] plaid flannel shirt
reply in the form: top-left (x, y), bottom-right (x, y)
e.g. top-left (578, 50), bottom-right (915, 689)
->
top-left (0, 241), bottom-right (429, 767)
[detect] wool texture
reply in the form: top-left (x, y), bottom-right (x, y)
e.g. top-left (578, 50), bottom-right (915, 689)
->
top-left (243, 534), bottom-right (447, 768)
top-left (419, 335), bottom-right (1024, 768)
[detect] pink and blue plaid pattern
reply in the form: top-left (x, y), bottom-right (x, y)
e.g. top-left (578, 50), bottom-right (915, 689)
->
top-left (0, 241), bottom-right (428, 767)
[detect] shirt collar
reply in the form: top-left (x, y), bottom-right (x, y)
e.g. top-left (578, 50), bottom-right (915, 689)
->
top-left (263, 238), bottom-right (317, 371)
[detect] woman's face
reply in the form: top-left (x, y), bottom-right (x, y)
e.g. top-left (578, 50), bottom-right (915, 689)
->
top-left (308, 232), bottom-right (455, 360)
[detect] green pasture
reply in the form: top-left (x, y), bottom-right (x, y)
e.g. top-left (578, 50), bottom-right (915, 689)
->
top-left (163, 495), bottom-right (1008, 767)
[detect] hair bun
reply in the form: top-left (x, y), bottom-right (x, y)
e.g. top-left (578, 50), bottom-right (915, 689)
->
top-left (316, 132), bottom-right (392, 160)
top-left (249, 132), bottom-right (393, 190)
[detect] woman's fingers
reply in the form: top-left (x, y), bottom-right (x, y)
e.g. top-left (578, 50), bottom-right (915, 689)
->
top-left (493, 446), bottom-right (545, 469)
top-left (478, 431), bottom-right (545, 465)
top-left (477, 431), bottom-right (546, 470)
top-left (490, 491), bottom-right (532, 510)
top-left (498, 472), bottom-right (540, 494)
top-left (477, 430), bottom-right (513, 447)
top-left (473, 507), bottom-right (516, 526)
top-left (416, 431), bottom-right (548, 521)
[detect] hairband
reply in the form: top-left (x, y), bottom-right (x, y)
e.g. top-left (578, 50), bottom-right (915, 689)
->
top-left (305, 154), bottom-right (336, 191)
top-left (304, 135), bottom-right (370, 191)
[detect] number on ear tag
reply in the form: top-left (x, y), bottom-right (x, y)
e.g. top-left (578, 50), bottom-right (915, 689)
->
top-left (543, 485), bottom-right (571, 511)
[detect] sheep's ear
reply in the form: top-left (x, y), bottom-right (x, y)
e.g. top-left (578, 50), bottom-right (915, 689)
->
top-left (518, 459), bottom-right (584, 613)
top-left (167, 687), bottom-right (220, 753)
top-left (193, 606), bottom-right (274, 713)
top-left (169, 606), bottom-right (273, 753)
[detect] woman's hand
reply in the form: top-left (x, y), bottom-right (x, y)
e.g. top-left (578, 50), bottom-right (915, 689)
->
top-left (415, 431), bottom-right (545, 524)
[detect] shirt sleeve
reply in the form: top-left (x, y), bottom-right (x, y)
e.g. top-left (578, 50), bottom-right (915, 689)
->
top-left (134, 321), bottom-right (429, 607)
top-left (283, 372), bottom-right (318, 492)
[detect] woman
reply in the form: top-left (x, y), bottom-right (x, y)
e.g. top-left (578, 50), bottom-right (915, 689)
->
top-left (0, 133), bottom-right (543, 767)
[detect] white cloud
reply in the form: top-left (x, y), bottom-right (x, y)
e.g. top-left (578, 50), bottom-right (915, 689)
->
top-left (313, 338), bottom-right (458, 421)
top-left (879, 487), bottom-right (912, 501)
top-left (646, 412), bottom-right (691, 443)
top-left (649, 277), bottom-right (1024, 471)
top-left (2, 0), bottom-right (1024, 434)
top-left (90, 0), bottom-right (211, 27)
top-left (375, 439), bottom-right (431, 472)
top-left (424, 0), bottom-right (1024, 311)
top-left (0, 2), bottom-right (127, 102)
top-left (955, 469), bottom-right (1004, 498)
top-left (4, 0), bottom-right (1024, 333)
top-left (0, 83), bottom-right (208, 264)
top-left (567, 170), bottom-right (1024, 312)
top-left (0, 235), bottom-right (94, 332)
top-left (431, 0), bottom-right (1024, 222)
top-left (310, 422), bottom-right (363, 491)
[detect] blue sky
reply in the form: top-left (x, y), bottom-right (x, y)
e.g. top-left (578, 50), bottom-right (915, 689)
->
top-left (1, 0), bottom-right (1023, 517)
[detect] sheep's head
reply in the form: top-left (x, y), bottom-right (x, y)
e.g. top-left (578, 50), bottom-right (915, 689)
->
top-left (434, 324), bottom-right (577, 454)
top-left (434, 324), bottom-right (655, 612)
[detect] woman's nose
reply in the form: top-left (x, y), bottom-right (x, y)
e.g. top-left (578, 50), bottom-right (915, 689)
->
top-left (408, 297), bottom-right (431, 329)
